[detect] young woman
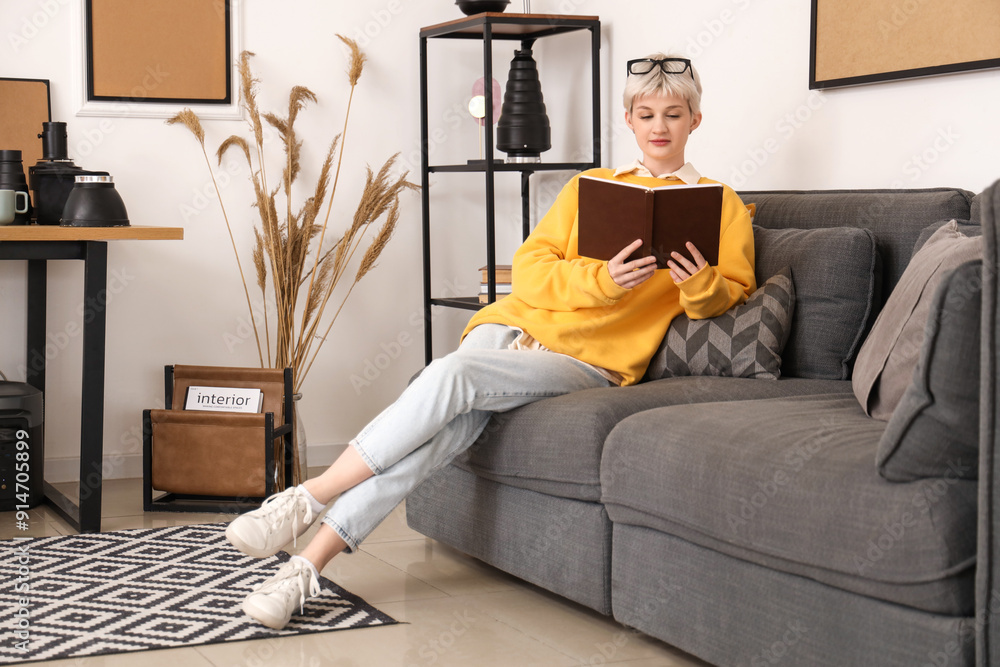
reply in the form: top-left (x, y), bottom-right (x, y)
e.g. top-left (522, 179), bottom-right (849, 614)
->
top-left (225, 53), bottom-right (755, 630)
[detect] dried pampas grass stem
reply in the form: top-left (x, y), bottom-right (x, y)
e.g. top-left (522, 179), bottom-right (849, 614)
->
top-left (169, 43), bottom-right (418, 484)
top-left (167, 109), bottom-right (264, 367)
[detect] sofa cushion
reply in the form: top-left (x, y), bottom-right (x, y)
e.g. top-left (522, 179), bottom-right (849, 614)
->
top-left (877, 261), bottom-right (982, 481)
top-left (455, 377), bottom-right (853, 502)
top-left (913, 219), bottom-right (981, 255)
top-left (740, 188), bottom-right (974, 303)
top-left (601, 394), bottom-right (977, 614)
top-left (853, 221), bottom-right (982, 419)
top-left (754, 226), bottom-right (878, 380)
top-left (646, 267), bottom-right (794, 381)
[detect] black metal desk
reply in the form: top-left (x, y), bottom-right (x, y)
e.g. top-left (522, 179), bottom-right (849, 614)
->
top-left (0, 225), bottom-right (183, 532)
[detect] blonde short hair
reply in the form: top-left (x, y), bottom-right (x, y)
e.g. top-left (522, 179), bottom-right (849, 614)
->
top-left (623, 52), bottom-right (703, 116)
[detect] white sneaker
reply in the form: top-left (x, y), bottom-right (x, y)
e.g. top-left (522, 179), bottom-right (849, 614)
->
top-left (243, 558), bottom-right (321, 630)
top-left (226, 486), bottom-right (317, 558)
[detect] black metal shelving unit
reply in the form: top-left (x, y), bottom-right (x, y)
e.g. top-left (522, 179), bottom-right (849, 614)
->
top-left (418, 12), bottom-right (602, 363)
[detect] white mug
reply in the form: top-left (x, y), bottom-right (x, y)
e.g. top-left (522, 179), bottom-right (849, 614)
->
top-left (0, 189), bottom-right (29, 225)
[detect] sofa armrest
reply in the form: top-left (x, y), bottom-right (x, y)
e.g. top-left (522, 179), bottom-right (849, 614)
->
top-left (977, 179), bottom-right (1000, 667)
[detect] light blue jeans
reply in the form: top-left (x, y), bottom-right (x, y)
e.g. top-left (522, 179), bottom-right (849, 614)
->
top-left (321, 323), bottom-right (611, 552)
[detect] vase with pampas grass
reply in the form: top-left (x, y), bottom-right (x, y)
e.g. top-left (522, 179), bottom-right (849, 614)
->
top-left (168, 37), bottom-right (417, 486)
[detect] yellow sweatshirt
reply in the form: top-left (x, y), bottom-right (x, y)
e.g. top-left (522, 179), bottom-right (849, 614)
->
top-left (463, 168), bottom-right (756, 386)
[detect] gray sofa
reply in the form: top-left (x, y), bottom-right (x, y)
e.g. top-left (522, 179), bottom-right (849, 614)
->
top-left (406, 180), bottom-right (1000, 667)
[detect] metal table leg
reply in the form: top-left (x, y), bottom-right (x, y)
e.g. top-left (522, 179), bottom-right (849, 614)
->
top-left (12, 240), bottom-right (106, 533)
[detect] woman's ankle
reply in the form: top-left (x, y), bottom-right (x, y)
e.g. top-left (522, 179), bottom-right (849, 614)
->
top-left (299, 524), bottom-right (348, 571)
top-left (300, 481), bottom-right (331, 509)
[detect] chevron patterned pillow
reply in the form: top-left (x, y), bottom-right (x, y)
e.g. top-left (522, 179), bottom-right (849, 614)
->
top-left (646, 267), bottom-right (796, 380)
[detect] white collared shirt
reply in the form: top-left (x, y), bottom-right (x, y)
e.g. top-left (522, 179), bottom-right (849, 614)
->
top-left (613, 160), bottom-right (703, 185)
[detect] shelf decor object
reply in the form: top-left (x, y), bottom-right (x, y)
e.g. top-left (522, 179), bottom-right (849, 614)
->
top-left (418, 13), bottom-right (601, 362)
top-left (810, 0), bottom-right (1000, 88)
top-left (496, 43), bottom-right (551, 163)
top-left (469, 76), bottom-right (502, 161)
top-left (456, 0), bottom-right (510, 15)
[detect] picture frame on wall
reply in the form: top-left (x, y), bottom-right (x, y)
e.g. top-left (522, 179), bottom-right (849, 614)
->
top-left (0, 78), bottom-right (51, 171)
top-left (73, 0), bottom-right (243, 119)
top-left (810, 0), bottom-right (1000, 89)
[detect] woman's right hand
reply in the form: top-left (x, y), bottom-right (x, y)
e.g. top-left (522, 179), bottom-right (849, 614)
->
top-left (608, 239), bottom-right (658, 289)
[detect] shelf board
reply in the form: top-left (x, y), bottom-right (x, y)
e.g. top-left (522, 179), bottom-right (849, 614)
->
top-left (429, 161), bottom-right (594, 174)
top-left (0, 225), bottom-right (184, 242)
top-left (430, 296), bottom-right (488, 311)
top-left (421, 13), bottom-right (599, 40)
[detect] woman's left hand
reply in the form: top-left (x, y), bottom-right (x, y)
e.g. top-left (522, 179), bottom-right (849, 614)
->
top-left (667, 242), bottom-right (707, 283)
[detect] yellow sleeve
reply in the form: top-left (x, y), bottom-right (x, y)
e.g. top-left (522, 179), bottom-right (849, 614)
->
top-left (675, 185), bottom-right (756, 318)
top-left (511, 174), bottom-right (629, 311)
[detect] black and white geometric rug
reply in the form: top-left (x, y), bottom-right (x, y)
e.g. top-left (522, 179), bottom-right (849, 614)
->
top-left (0, 523), bottom-right (396, 664)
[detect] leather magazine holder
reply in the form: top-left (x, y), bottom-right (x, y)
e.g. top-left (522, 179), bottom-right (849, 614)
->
top-left (142, 365), bottom-right (294, 513)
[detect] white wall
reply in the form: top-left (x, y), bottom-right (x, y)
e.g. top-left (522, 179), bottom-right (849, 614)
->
top-left (1, 0), bottom-right (997, 480)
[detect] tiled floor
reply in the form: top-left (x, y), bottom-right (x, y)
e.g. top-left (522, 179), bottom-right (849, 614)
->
top-left (0, 473), bottom-right (709, 666)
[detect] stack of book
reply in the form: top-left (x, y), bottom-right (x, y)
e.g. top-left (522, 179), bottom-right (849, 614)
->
top-left (478, 264), bottom-right (512, 304)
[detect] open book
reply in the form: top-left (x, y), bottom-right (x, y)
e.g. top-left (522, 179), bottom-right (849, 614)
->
top-left (577, 176), bottom-right (723, 268)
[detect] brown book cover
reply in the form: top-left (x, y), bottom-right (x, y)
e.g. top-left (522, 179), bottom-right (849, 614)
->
top-left (478, 293), bottom-right (509, 304)
top-left (577, 176), bottom-right (723, 268)
top-left (479, 264), bottom-right (513, 283)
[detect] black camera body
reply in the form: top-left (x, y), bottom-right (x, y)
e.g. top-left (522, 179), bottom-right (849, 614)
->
top-left (28, 122), bottom-right (107, 225)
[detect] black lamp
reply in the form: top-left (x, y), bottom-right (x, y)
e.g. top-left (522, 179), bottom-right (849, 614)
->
top-left (496, 41), bottom-right (551, 163)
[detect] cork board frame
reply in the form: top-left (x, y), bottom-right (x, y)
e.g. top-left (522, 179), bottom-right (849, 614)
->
top-left (810, 0), bottom-right (1000, 89)
top-left (74, 0), bottom-right (242, 119)
top-left (0, 78), bottom-right (51, 172)
top-left (86, 0), bottom-right (231, 103)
